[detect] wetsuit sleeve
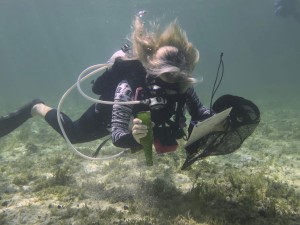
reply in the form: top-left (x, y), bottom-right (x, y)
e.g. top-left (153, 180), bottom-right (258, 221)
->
top-left (185, 87), bottom-right (212, 122)
top-left (185, 87), bottom-right (213, 137)
top-left (111, 80), bottom-right (142, 149)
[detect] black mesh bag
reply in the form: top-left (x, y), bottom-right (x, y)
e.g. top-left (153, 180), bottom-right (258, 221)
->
top-left (181, 94), bottom-right (260, 170)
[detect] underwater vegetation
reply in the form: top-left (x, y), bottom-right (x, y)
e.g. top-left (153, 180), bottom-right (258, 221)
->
top-left (0, 100), bottom-right (299, 224)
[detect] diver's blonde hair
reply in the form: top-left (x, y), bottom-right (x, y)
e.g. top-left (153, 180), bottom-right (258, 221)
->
top-left (130, 16), bottom-right (200, 89)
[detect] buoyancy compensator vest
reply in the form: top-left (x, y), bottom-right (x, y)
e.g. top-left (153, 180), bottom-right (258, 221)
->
top-left (91, 58), bottom-right (147, 125)
top-left (91, 57), bottom-right (188, 154)
top-left (92, 57), bottom-right (147, 100)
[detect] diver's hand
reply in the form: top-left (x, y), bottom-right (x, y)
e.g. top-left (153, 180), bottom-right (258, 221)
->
top-left (132, 118), bottom-right (149, 144)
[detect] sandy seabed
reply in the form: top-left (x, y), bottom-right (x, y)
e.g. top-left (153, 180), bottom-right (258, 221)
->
top-left (0, 96), bottom-right (299, 225)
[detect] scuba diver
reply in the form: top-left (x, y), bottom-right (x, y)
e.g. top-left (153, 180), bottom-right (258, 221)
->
top-left (0, 15), bottom-right (260, 169)
top-left (274, 0), bottom-right (300, 23)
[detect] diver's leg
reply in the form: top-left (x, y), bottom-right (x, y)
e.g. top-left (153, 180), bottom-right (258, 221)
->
top-left (31, 103), bottom-right (52, 117)
top-left (0, 101), bottom-right (109, 143)
top-left (0, 99), bottom-right (44, 138)
top-left (44, 104), bottom-right (110, 144)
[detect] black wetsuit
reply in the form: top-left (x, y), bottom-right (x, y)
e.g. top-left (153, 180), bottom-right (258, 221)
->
top-left (44, 61), bottom-right (211, 149)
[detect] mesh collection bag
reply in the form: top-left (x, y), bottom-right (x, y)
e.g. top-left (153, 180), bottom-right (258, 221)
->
top-left (181, 94), bottom-right (260, 170)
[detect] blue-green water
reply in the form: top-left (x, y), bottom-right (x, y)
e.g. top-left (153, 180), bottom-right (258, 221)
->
top-left (0, 1), bottom-right (299, 224)
top-left (0, 0), bottom-right (299, 105)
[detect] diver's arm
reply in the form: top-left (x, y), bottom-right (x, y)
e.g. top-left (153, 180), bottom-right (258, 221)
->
top-left (185, 87), bottom-right (213, 137)
top-left (185, 87), bottom-right (212, 121)
top-left (111, 81), bottom-right (142, 149)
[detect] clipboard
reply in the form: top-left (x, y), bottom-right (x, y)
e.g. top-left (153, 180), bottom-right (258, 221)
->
top-left (185, 107), bottom-right (232, 148)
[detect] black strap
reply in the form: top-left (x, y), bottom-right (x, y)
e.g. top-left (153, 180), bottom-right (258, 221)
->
top-left (210, 52), bottom-right (224, 112)
top-left (92, 137), bottom-right (111, 158)
top-left (169, 95), bottom-right (187, 140)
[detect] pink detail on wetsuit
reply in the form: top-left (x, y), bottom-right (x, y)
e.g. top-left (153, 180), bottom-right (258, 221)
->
top-left (154, 138), bottom-right (178, 154)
